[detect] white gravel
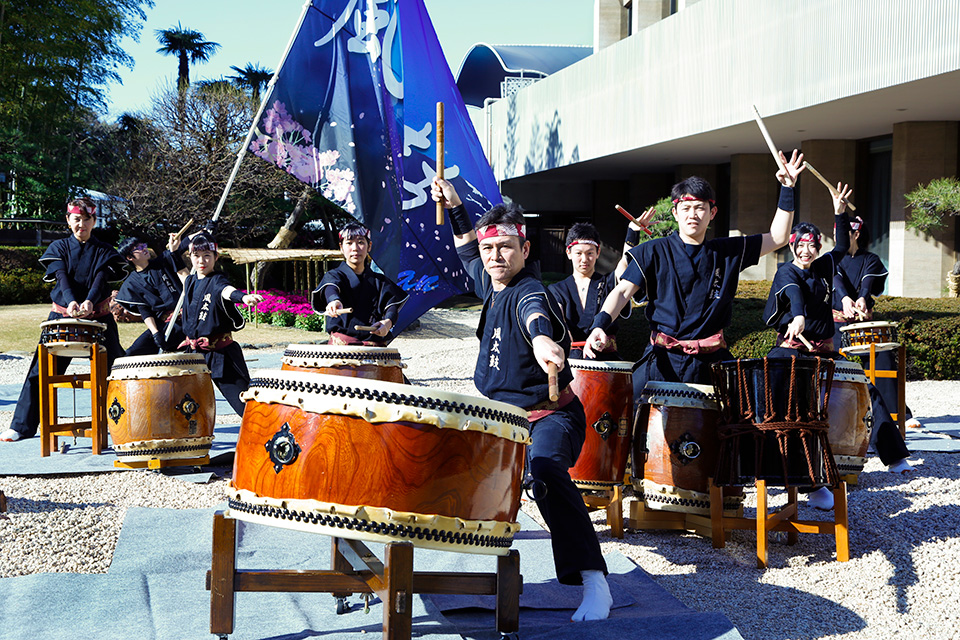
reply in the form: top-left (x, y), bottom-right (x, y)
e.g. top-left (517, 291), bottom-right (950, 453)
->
top-left (1, 307), bottom-right (959, 639)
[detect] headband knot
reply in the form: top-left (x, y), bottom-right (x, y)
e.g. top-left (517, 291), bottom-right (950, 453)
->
top-left (478, 223), bottom-right (526, 241)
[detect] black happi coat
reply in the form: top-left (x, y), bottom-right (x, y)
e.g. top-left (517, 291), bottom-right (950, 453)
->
top-left (39, 235), bottom-right (126, 307)
top-left (458, 243), bottom-right (571, 409)
top-left (764, 214), bottom-right (850, 341)
top-left (833, 251), bottom-right (888, 312)
top-left (181, 272), bottom-right (247, 379)
top-left (115, 250), bottom-right (183, 321)
top-left (548, 271), bottom-right (621, 342)
top-left (621, 232), bottom-right (762, 384)
top-left (311, 262), bottom-right (408, 339)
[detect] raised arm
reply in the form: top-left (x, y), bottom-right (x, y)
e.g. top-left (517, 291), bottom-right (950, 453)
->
top-left (431, 176), bottom-right (476, 247)
top-left (759, 149), bottom-right (805, 256)
top-left (615, 207), bottom-right (656, 279)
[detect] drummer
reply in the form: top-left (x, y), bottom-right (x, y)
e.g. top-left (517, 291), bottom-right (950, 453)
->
top-left (2, 198), bottom-right (127, 442)
top-left (762, 187), bottom-right (913, 509)
top-left (548, 221), bottom-right (641, 360)
top-left (115, 234), bottom-right (188, 356)
top-left (832, 216), bottom-right (922, 429)
top-left (176, 232), bottom-right (263, 417)
top-left (432, 176), bottom-right (612, 622)
top-left (583, 152), bottom-right (806, 405)
top-left (310, 222), bottom-right (408, 346)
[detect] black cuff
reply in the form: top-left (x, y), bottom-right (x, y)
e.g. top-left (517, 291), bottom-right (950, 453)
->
top-left (624, 227), bottom-right (641, 248)
top-left (228, 290), bottom-right (246, 304)
top-left (527, 315), bottom-right (553, 340)
top-left (448, 204), bottom-right (473, 236)
top-left (778, 185), bottom-right (795, 211)
top-left (590, 311), bottom-right (613, 332)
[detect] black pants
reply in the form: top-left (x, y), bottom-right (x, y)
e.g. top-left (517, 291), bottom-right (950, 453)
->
top-left (196, 342), bottom-right (250, 417)
top-left (527, 398), bottom-right (607, 585)
top-left (9, 312), bottom-right (123, 439)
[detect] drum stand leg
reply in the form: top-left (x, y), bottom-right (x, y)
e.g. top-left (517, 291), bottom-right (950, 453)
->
top-left (206, 511), bottom-right (522, 639)
top-left (580, 485), bottom-right (624, 539)
top-left (708, 479), bottom-right (850, 568)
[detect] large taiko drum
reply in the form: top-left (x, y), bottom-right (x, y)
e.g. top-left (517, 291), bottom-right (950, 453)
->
top-left (106, 353), bottom-right (216, 462)
top-left (826, 359), bottom-right (873, 482)
top-left (228, 370), bottom-right (529, 555)
top-left (633, 381), bottom-right (741, 515)
top-left (839, 321), bottom-right (899, 355)
top-left (280, 344), bottom-right (405, 384)
top-left (39, 318), bottom-right (106, 357)
top-left (567, 359), bottom-right (633, 489)
top-left (711, 357), bottom-right (839, 488)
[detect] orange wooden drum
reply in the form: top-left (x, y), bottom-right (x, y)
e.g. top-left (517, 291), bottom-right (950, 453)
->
top-left (106, 353), bottom-right (216, 462)
top-left (826, 359), bottom-right (873, 482)
top-left (280, 344), bottom-right (405, 383)
top-left (567, 359), bottom-right (633, 489)
top-left (634, 381), bottom-right (741, 516)
top-left (39, 318), bottom-right (106, 357)
top-left (228, 370), bottom-right (529, 555)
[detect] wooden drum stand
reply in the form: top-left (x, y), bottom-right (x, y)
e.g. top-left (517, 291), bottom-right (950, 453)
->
top-left (206, 512), bottom-right (522, 640)
top-left (841, 342), bottom-right (907, 438)
top-left (37, 343), bottom-right (108, 456)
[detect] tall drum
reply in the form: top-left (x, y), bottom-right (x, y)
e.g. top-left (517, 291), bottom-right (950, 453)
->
top-left (567, 359), bottom-right (633, 489)
top-left (634, 381), bottom-right (740, 515)
top-left (280, 344), bottom-right (405, 383)
top-left (826, 360), bottom-right (873, 482)
top-left (229, 370), bottom-right (529, 555)
top-left (106, 353), bottom-right (215, 462)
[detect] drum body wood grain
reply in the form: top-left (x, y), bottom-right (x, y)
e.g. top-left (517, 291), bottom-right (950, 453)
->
top-left (280, 344), bottom-right (404, 383)
top-left (106, 353), bottom-right (215, 462)
top-left (229, 370), bottom-right (529, 555)
top-left (633, 382), bottom-right (740, 515)
top-left (39, 319), bottom-right (106, 357)
top-left (840, 321), bottom-right (899, 355)
top-left (567, 359), bottom-right (633, 489)
top-left (827, 360), bottom-right (872, 481)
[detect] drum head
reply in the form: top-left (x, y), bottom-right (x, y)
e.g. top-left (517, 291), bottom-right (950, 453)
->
top-left (640, 380), bottom-right (718, 410)
top-left (282, 344), bottom-right (404, 368)
top-left (109, 352), bottom-right (210, 380)
top-left (568, 359), bottom-right (634, 373)
top-left (40, 318), bottom-right (108, 330)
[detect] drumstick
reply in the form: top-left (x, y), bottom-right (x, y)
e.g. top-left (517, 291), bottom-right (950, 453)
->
top-left (797, 333), bottom-right (815, 351)
top-left (436, 101), bottom-right (445, 226)
top-left (801, 161), bottom-right (857, 211)
top-left (547, 362), bottom-right (559, 402)
top-left (355, 325), bottom-right (378, 332)
top-left (615, 205), bottom-right (653, 236)
top-left (173, 217), bottom-right (195, 244)
top-left (324, 307), bottom-right (353, 317)
top-left (752, 105), bottom-right (787, 174)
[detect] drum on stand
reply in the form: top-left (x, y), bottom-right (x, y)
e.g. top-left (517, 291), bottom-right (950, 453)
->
top-left (839, 321), bottom-right (899, 355)
top-left (567, 359), bottom-right (633, 489)
top-left (280, 344), bottom-right (405, 384)
top-left (106, 353), bottom-right (215, 462)
top-left (711, 357), bottom-right (839, 488)
top-left (39, 318), bottom-right (106, 357)
top-left (229, 370), bottom-right (529, 555)
top-left (826, 360), bottom-right (873, 482)
top-left (633, 381), bottom-right (741, 515)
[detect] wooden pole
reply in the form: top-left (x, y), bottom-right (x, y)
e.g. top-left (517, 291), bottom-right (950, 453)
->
top-left (436, 102), bottom-right (445, 226)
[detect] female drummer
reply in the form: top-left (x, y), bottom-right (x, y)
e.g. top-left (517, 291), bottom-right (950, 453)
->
top-left (177, 233), bottom-right (262, 417)
top-left (2, 198), bottom-right (128, 442)
top-left (763, 186), bottom-right (913, 508)
top-left (832, 216), bottom-right (921, 429)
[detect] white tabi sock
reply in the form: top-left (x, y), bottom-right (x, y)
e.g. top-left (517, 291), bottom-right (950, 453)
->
top-left (0, 429), bottom-right (21, 442)
top-left (571, 569), bottom-right (612, 622)
top-left (807, 486), bottom-right (834, 510)
top-left (888, 457), bottom-right (913, 474)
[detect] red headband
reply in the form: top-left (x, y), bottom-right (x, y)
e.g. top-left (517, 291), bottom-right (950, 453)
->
top-left (566, 239), bottom-right (598, 250)
top-left (478, 223), bottom-right (526, 241)
top-left (790, 231), bottom-right (821, 246)
top-left (849, 217), bottom-right (863, 232)
top-left (67, 203), bottom-right (95, 216)
top-left (672, 195), bottom-right (715, 205)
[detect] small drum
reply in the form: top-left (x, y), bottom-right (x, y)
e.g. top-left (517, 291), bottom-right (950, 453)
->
top-left (229, 370), bottom-right (529, 555)
top-left (280, 344), bottom-right (405, 384)
top-left (840, 321), bottom-right (899, 355)
top-left (567, 359), bottom-right (633, 489)
top-left (826, 360), bottom-right (873, 482)
top-left (106, 353), bottom-right (216, 462)
top-left (633, 381), bottom-right (741, 515)
top-left (711, 357), bottom-right (839, 488)
top-left (39, 319), bottom-right (106, 357)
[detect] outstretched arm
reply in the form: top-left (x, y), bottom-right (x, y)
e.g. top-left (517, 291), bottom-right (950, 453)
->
top-left (432, 176), bottom-right (476, 247)
top-left (759, 149), bottom-right (805, 256)
top-left (583, 278), bottom-right (640, 358)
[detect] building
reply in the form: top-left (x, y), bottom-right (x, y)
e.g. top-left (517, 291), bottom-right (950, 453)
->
top-left (470, 0), bottom-right (960, 296)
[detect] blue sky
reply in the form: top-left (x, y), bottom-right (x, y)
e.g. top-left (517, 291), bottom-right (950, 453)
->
top-left (105, 0), bottom-right (593, 119)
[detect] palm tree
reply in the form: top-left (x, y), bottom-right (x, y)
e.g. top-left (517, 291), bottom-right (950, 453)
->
top-left (228, 63), bottom-right (274, 104)
top-left (155, 23), bottom-right (221, 93)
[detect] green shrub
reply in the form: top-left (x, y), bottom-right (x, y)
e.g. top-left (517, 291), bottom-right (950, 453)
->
top-left (0, 246), bottom-right (44, 272)
top-left (294, 313), bottom-right (324, 332)
top-left (0, 269), bottom-right (52, 304)
top-left (271, 310), bottom-right (295, 327)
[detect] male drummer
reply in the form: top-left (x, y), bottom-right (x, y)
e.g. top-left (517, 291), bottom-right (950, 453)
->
top-left (2, 198), bottom-right (127, 442)
top-left (432, 177), bottom-right (612, 622)
top-left (584, 152), bottom-right (805, 403)
top-left (310, 222), bottom-right (408, 346)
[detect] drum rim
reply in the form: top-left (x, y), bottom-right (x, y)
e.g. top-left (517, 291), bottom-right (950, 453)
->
top-left (839, 320), bottom-right (898, 332)
top-left (283, 343), bottom-right (401, 357)
top-left (40, 318), bottom-right (107, 329)
top-left (567, 358), bottom-right (634, 372)
top-left (112, 353), bottom-right (207, 367)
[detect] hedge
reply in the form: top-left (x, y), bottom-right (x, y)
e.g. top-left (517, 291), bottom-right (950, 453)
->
top-left (0, 246), bottom-right (44, 272)
top-left (0, 269), bottom-right (52, 305)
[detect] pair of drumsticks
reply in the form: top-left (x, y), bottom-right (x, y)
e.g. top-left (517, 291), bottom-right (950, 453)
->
top-left (324, 307), bottom-right (383, 333)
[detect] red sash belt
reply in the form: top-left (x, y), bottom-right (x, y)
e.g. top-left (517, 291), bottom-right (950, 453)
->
top-left (179, 332), bottom-right (234, 351)
top-left (776, 333), bottom-right (834, 354)
top-left (651, 330), bottom-right (726, 355)
top-left (527, 385), bottom-right (576, 422)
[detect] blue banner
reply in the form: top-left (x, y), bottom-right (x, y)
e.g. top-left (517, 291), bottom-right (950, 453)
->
top-left (250, 0), bottom-right (500, 330)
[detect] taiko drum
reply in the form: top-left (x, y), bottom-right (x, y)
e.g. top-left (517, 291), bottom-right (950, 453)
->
top-left (229, 370), bottom-right (529, 555)
top-left (39, 318), bottom-right (106, 357)
top-left (826, 359), bottom-right (872, 482)
top-left (280, 343), bottom-right (405, 383)
top-left (567, 359), bottom-right (633, 489)
top-left (106, 353), bottom-right (215, 462)
top-left (839, 321), bottom-right (899, 355)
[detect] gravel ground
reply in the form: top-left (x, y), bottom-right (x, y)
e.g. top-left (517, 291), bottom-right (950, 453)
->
top-left (1, 307), bottom-right (959, 639)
